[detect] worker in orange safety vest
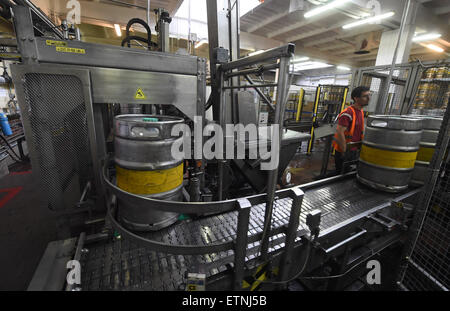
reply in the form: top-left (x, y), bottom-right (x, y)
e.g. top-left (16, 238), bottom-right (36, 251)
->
top-left (332, 86), bottom-right (370, 174)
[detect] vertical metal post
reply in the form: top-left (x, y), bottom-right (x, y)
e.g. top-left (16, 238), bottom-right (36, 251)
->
top-left (12, 6), bottom-right (38, 64)
top-left (307, 86), bottom-right (321, 154)
top-left (233, 198), bottom-right (252, 290)
top-left (278, 188), bottom-right (304, 284)
top-left (260, 56), bottom-right (291, 259)
top-left (147, 0), bottom-right (151, 26)
top-left (217, 70), bottom-right (226, 200)
top-left (295, 88), bottom-right (305, 122)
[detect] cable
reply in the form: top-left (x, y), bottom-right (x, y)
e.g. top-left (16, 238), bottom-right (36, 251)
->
top-left (299, 257), bottom-right (365, 280)
top-left (262, 239), bottom-right (313, 285)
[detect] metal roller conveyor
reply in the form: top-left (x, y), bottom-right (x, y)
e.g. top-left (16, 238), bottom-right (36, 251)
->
top-left (77, 174), bottom-right (419, 290)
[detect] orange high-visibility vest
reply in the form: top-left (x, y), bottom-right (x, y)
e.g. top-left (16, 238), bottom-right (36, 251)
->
top-left (332, 106), bottom-right (364, 153)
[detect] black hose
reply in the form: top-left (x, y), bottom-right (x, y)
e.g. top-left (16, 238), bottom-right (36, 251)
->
top-left (121, 36), bottom-right (157, 48)
top-left (121, 18), bottom-right (155, 50)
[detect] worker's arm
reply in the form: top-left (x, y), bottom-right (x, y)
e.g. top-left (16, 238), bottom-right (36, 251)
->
top-left (335, 124), bottom-right (347, 153)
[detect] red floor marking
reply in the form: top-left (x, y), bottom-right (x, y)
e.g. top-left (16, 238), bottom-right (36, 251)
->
top-left (0, 187), bottom-right (23, 209)
top-left (9, 170), bottom-right (32, 176)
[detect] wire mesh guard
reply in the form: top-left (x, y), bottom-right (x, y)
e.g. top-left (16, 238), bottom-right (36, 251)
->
top-left (359, 68), bottom-right (410, 114)
top-left (411, 65), bottom-right (449, 117)
top-left (399, 104), bottom-right (450, 291)
top-left (282, 87), bottom-right (316, 121)
top-left (315, 85), bottom-right (347, 125)
top-left (22, 73), bottom-right (91, 210)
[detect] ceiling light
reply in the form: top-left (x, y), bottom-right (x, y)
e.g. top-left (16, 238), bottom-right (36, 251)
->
top-left (412, 33), bottom-right (442, 42)
top-left (337, 65), bottom-right (351, 70)
top-left (304, 0), bottom-right (351, 18)
top-left (248, 50), bottom-right (265, 56)
top-left (425, 44), bottom-right (444, 53)
top-left (293, 56), bottom-right (310, 63)
top-left (195, 39), bottom-right (208, 49)
top-left (342, 11), bottom-right (395, 29)
top-left (114, 24), bottom-right (122, 37)
top-left (294, 62), bottom-right (334, 71)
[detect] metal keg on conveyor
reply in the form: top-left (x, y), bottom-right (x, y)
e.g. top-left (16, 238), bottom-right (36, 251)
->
top-left (114, 115), bottom-right (185, 231)
top-left (357, 115), bottom-right (423, 192)
top-left (410, 115), bottom-right (443, 185)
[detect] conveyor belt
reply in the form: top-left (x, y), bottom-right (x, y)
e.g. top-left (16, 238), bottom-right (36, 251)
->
top-left (79, 178), bottom-right (414, 290)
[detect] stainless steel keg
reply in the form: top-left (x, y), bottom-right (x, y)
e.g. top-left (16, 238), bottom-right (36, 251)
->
top-left (410, 116), bottom-right (443, 185)
top-left (357, 115), bottom-right (422, 192)
top-left (114, 115), bottom-right (185, 231)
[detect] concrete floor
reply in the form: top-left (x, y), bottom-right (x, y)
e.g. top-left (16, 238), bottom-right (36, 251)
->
top-left (0, 161), bottom-right (57, 290)
top-left (288, 139), bottom-right (337, 185)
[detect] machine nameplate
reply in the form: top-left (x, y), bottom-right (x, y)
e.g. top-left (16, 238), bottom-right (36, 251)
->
top-left (46, 40), bottom-right (67, 47)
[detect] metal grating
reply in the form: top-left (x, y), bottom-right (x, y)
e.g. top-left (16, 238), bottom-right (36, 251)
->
top-left (79, 178), bottom-right (406, 290)
top-left (399, 101), bottom-right (450, 291)
top-left (22, 73), bottom-right (91, 210)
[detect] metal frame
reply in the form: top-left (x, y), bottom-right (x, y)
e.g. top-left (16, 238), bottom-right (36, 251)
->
top-left (10, 5), bottom-right (207, 237)
top-left (350, 59), bottom-right (450, 116)
top-left (215, 44), bottom-right (295, 259)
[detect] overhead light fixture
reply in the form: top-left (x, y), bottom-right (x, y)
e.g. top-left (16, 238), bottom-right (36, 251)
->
top-left (294, 62), bottom-right (334, 71)
top-left (195, 39), bottom-right (208, 49)
top-left (293, 56), bottom-right (310, 63)
top-left (114, 24), bottom-right (122, 37)
top-left (304, 0), bottom-right (351, 18)
top-left (337, 65), bottom-right (351, 70)
top-left (425, 44), bottom-right (444, 53)
top-left (342, 11), bottom-right (395, 29)
top-left (412, 33), bottom-right (442, 42)
top-left (248, 50), bottom-right (265, 56)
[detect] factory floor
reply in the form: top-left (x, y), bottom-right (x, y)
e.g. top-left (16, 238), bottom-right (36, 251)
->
top-left (0, 161), bottom-right (57, 290)
top-left (289, 139), bottom-right (337, 185)
top-left (0, 139), bottom-right (333, 290)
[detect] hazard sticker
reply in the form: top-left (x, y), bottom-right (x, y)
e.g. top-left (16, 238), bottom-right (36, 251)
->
top-left (55, 46), bottom-right (85, 54)
top-left (134, 88), bottom-right (147, 99)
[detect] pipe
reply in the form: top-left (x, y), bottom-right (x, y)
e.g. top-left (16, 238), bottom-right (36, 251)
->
top-left (147, 0), bottom-right (151, 26)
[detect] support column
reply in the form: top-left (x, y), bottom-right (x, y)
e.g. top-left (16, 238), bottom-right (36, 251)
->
top-left (368, 0), bottom-right (418, 113)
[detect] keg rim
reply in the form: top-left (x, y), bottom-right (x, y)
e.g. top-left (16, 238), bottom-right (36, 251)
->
top-left (114, 114), bottom-right (185, 124)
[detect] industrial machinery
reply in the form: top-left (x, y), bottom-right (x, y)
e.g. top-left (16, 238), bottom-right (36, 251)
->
top-left (4, 0), bottom-right (445, 291)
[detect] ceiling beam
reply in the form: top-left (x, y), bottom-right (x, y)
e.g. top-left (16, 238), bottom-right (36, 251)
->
top-left (303, 26), bottom-right (382, 47)
top-left (317, 42), bottom-right (355, 51)
top-left (433, 5), bottom-right (450, 15)
top-left (266, 10), bottom-right (336, 38)
top-left (294, 46), bottom-right (358, 66)
top-left (286, 20), bottom-right (350, 42)
top-left (246, 10), bottom-right (290, 33)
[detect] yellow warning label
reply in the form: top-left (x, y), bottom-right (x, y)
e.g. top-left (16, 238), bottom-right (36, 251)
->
top-left (0, 53), bottom-right (20, 59)
top-left (134, 88), bottom-right (147, 99)
top-left (46, 40), bottom-right (67, 47)
top-left (55, 46), bottom-right (85, 54)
